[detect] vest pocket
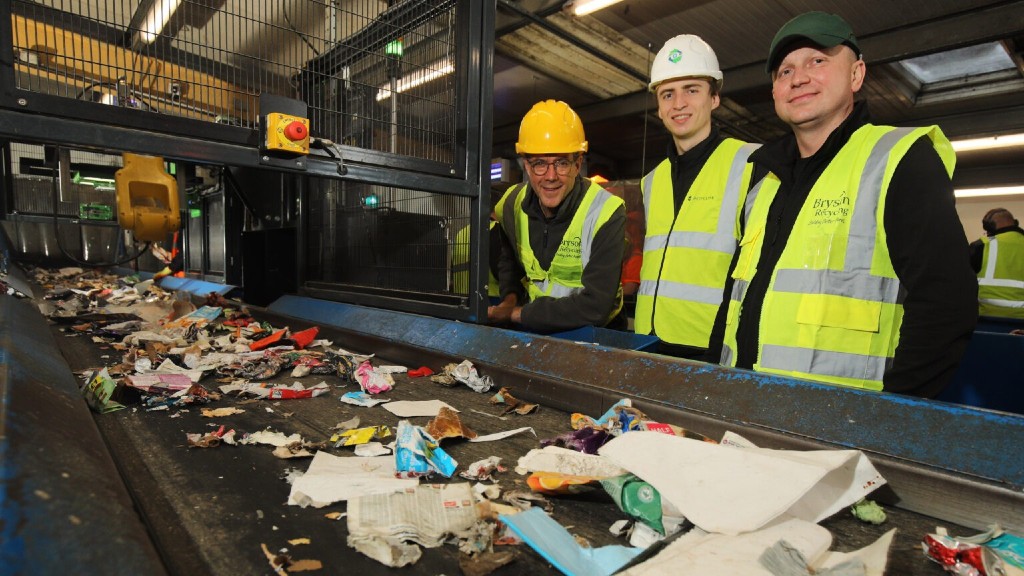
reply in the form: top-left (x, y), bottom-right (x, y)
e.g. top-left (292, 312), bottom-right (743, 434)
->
top-left (797, 294), bottom-right (881, 333)
top-left (731, 227), bottom-right (762, 281)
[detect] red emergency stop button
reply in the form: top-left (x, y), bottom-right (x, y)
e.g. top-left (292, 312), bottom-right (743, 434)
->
top-left (284, 121), bottom-right (307, 141)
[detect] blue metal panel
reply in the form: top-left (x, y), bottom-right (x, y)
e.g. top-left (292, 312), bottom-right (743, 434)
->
top-left (0, 297), bottom-right (167, 575)
top-left (268, 295), bottom-right (1024, 489)
top-left (156, 276), bottom-right (235, 297)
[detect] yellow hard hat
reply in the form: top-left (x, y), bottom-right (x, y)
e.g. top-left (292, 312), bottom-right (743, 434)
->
top-left (516, 100), bottom-right (588, 154)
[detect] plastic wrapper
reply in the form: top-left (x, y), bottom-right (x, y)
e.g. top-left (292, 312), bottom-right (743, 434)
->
top-left (526, 472), bottom-right (600, 495)
top-left (540, 427), bottom-right (611, 454)
top-left (924, 532), bottom-right (1008, 576)
top-left (600, 474), bottom-right (664, 534)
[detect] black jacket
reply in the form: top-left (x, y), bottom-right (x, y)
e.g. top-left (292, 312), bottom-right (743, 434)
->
top-left (496, 177), bottom-right (626, 333)
top-left (707, 101), bottom-right (977, 398)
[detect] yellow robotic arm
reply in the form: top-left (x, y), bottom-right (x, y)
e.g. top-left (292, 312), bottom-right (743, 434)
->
top-left (115, 153), bottom-right (180, 242)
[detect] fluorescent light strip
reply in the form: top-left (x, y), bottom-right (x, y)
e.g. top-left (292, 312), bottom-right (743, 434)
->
top-left (567, 0), bottom-right (625, 16)
top-left (950, 133), bottom-right (1024, 152)
top-left (955, 186), bottom-right (1024, 198)
top-left (139, 0), bottom-right (183, 44)
top-left (375, 60), bottom-right (454, 102)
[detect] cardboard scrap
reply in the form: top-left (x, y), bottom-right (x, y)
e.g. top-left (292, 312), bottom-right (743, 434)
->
top-left (201, 407), bottom-right (245, 417)
top-left (425, 407), bottom-right (478, 441)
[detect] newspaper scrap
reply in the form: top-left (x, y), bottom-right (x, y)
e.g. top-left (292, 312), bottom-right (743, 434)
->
top-left (449, 360), bottom-right (493, 393)
top-left (186, 425), bottom-right (237, 448)
top-left (515, 445), bottom-right (627, 478)
top-left (82, 368), bottom-right (125, 413)
top-left (220, 381), bottom-right (330, 400)
top-left (347, 483), bottom-right (480, 568)
top-left (287, 452), bottom-right (417, 508)
top-left (383, 399), bottom-right (458, 418)
top-left (394, 420), bottom-right (457, 478)
top-left (124, 373), bottom-right (193, 394)
top-left (459, 456), bottom-right (505, 482)
top-left (340, 391), bottom-right (391, 407)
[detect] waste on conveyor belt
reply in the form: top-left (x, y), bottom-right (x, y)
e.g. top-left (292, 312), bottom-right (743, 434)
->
top-left (28, 265), bottom-right (1022, 575)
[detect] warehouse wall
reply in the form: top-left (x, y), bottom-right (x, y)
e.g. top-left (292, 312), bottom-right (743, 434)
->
top-left (955, 195), bottom-right (1024, 242)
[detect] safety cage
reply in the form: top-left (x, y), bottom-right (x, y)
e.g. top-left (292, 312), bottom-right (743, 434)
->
top-left (0, 0), bottom-right (495, 321)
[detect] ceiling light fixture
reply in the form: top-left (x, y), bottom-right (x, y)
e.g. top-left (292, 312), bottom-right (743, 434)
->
top-left (565, 0), bottom-right (626, 16)
top-left (954, 186), bottom-right (1024, 198)
top-left (375, 59), bottom-right (454, 102)
top-left (138, 0), bottom-right (183, 45)
top-left (950, 133), bottom-right (1024, 152)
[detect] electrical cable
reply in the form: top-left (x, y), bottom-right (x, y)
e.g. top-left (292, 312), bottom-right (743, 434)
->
top-left (49, 172), bottom-right (152, 267)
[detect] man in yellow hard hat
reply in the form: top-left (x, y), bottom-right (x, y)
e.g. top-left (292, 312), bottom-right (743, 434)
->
top-left (710, 11), bottom-right (977, 397)
top-left (636, 35), bottom-right (760, 360)
top-left (488, 100), bottom-right (626, 332)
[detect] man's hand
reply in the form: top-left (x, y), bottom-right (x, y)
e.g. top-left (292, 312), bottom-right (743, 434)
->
top-left (487, 294), bottom-right (521, 325)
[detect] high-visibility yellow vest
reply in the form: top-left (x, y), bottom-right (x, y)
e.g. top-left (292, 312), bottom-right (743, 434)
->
top-left (978, 232), bottom-right (1024, 319)
top-left (722, 125), bottom-right (955, 390)
top-left (635, 139), bottom-right (759, 347)
top-left (452, 221), bottom-right (500, 297)
top-left (496, 181), bottom-right (624, 323)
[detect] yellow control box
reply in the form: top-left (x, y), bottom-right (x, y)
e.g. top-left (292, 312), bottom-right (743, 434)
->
top-left (265, 112), bottom-right (310, 155)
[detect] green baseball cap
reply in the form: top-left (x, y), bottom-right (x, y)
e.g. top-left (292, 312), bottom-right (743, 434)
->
top-left (766, 11), bottom-right (861, 74)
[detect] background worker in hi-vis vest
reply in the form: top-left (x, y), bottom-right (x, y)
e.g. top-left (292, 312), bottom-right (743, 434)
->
top-left (488, 100), bottom-right (626, 333)
top-left (708, 11), bottom-right (977, 398)
top-left (970, 208), bottom-right (1024, 319)
top-left (635, 35), bottom-right (759, 360)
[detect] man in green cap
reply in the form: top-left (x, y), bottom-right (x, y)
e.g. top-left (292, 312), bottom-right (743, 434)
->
top-left (708, 11), bottom-right (977, 397)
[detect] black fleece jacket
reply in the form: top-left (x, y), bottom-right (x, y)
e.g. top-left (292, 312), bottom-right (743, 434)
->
top-left (707, 101), bottom-right (977, 398)
top-left (496, 177), bottom-right (626, 333)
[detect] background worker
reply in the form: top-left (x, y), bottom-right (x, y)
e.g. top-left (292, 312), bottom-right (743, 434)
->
top-left (970, 208), bottom-right (1024, 318)
top-left (488, 100), bottom-right (626, 332)
top-left (634, 35), bottom-right (759, 359)
top-left (452, 192), bottom-right (503, 302)
top-left (710, 11), bottom-right (977, 397)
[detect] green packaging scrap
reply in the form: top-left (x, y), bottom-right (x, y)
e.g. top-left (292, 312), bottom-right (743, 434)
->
top-left (83, 367), bottom-right (126, 414)
top-left (600, 473), bottom-right (664, 534)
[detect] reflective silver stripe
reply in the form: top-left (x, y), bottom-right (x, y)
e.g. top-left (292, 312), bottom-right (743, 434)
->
top-left (980, 298), bottom-right (1024, 308)
top-left (731, 279), bottom-right (748, 303)
top-left (637, 279), bottom-right (725, 305)
top-left (773, 128), bottom-right (913, 304)
top-left (643, 231), bottom-right (736, 254)
top-left (547, 284), bottom-right (581, 298)
top-left (642, 168), bottom-right (657, 225)
top-left (719, 143), bottom-right (759, 232)
top-left (978, 278), bottom-right (1024, 289)
top-left (581, 188), bottom-right (614, 268)
top-left (721, 344), bottom-right (734, 366)
top-left (759, 344), bottom-right (888, 383)
top-left (772, 269), bottom-right (901, 302)
top-left (744, 178), bottom-right (768, 226)
top-left (982, 238), bottom-right (999, 279)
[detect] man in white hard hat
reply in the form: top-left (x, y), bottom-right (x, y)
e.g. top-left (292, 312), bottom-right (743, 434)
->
top-left (635, 34), bottom-right (759, 359)
top-left (488, 99), bottom-right (626, 332)
top-left (709, 11), bottom-right (976, 397)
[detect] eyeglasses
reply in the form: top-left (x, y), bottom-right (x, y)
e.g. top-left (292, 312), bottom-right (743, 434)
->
top-left (526, 157), bottom-right (575, 177)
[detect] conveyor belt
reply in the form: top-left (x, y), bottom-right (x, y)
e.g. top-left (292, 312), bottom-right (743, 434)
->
top-left (5, 283), bottom-right (1021, 575)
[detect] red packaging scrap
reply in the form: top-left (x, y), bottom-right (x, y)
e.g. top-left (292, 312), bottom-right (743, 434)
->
top-left (289, 327), bottom-right (319, 350)
top-left (408, 366), bottom-right (434, 378)
top-left (250, 328), bottom-right (287, 351)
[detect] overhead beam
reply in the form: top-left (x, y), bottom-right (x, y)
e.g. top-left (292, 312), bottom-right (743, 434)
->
top-left (495, 1), bottom-right (1024, 142)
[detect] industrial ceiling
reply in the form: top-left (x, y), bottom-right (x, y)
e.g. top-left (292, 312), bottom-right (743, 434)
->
top-left (489, 0), bottom-right (1024, 188)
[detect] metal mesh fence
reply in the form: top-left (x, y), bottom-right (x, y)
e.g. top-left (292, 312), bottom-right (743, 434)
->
top-left (10, 0), bottom-right (459, 164)
top-left (305, 177), bottom-right (470, 297)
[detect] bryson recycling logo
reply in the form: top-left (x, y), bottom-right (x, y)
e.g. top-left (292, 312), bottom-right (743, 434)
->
top-left (668, 49), bottom-right (682, 63)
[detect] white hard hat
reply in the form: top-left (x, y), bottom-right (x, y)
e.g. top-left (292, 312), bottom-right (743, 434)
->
top-left (649, 34), bottom-right (723, 92)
